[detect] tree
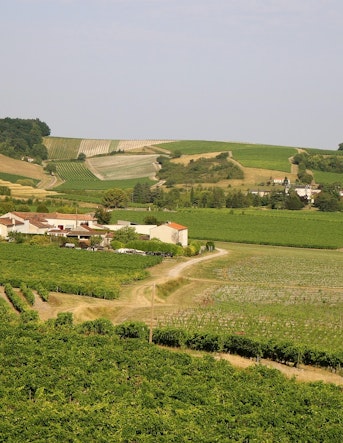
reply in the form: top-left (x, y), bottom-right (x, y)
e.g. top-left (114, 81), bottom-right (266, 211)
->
top-left (77, 152), bottom-right (86, 161)
top-left (338, 142), bottom-right (343, 151)
top-left (114, 226), bottom-right (139, 244)
top-left (314, 192), bottom-right (341, 212)
top-left (102, 188), bottom-right (128, 208)
top-left (45, 162), bottom-right (57, 175)
top-left (94, 206), bottom-right (111, 224)
top-left (284, 191), bottom-right (305, 210)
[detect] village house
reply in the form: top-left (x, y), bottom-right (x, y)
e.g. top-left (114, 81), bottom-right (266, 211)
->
top-left (0, 212), bottom-right (101, 238)
top-left (150, 222), bottom-right (188, 247)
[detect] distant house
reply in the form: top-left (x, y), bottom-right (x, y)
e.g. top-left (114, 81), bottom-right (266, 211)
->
top-left (0, 217), bottom-right (27, 238)
top-left (0, 212), bottom-right (98, 235)
top-left (293, 186), bottom-right (321, 203)
top-left (150, 222), bottom-right (188, 246)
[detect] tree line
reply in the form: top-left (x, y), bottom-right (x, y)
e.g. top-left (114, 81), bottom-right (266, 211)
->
top-left (0, 117), bottom-right (50, 163)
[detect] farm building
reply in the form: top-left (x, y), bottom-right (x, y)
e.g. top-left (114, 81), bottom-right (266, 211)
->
top-left (150, 222), bottom-right (188, 247)
top-left (0, 217), bottom-right (27, 238)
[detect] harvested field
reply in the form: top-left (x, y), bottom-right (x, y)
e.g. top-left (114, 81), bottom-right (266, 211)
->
top-left (116, 140), bottom-right (176, 152)
top-left (87, 154), bottom-right (160, 180)
top-left (0, 154), bottom-right (46, 180)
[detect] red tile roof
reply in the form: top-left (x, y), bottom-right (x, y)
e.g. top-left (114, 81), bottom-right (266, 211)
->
top-left (167, 222), bottom-right (187, 231)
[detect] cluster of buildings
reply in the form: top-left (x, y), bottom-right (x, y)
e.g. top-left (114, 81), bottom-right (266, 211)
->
top-left (0, 211), bottom-right (188, 247)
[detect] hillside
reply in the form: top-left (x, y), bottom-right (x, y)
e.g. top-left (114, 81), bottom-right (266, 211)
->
top-left (1, 136), bottom-right (343, 196)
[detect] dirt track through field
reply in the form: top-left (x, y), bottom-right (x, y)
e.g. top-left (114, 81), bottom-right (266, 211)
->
top-left (1, 248), bottom-right (342, 386)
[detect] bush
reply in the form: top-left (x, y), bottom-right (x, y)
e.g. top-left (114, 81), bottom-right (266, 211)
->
top-left (153, 327), bottom-right (186, 347)
top-left (114, 321), bottom-right (149, 340)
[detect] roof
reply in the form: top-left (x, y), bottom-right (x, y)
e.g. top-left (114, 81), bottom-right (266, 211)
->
top-left (166, 222), bottom-right (187, 231)
top-left (0, 217), bottom-right (24, 227)
top-left (11, 211), bottom-right (95, 221)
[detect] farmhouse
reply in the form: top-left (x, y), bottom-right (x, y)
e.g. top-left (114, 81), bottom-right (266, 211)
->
top-left (150, 222), bottom-right (188, 247)
top-left (0, 211), bottom-right (102, 239)
top-left (0, 217), bottom-right (27, 238)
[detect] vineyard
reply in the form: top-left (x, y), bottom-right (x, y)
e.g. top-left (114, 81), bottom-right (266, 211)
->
top-left (43, 137), bottom-right (82, 159)
top-left (160, 243), bottom-right (343, 354)
top-left (0, 243), bottom-right (162, 299)
top-left (0, 306), bottom-right (342, 442)
top-left (109, 208), bottom-right (343, 249)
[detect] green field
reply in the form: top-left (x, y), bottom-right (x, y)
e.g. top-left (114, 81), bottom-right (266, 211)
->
top-left (313, 170), bottom-right (343, 185)
top-left (0, 243), bottom-right (162, 298)
top-left (157, 140), bottom-right (297, 171)
top-left (0, 172), bottom-right (39, 185)
top-left (110, 208), bottom-right (343, 249)
top-left (161, 243), bottom-right (343, 354)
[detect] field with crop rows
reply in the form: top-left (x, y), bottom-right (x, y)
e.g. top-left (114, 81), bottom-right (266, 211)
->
top-left (161, 243), bottom-right (343, 353)
top-left (0, 243), bottom-right (162, 299)
top-left (77, 139), bottom-right (112, 157)
top-left (44, 137), bottom-right (82, 160)
top-left (110, 208), bottom-right (343, 249)
top-left (88, 154), bottom-right (159, 180)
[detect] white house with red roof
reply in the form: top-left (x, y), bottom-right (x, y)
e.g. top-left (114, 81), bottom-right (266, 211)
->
top-left (0, 216), bottom-right (28, 238)
top-left (150, 221), bottom-right (188, 246)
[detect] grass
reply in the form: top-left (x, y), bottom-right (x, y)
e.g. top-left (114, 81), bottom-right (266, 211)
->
top-left (157, 141), bottom-right (297, 172)
top-left (313, 170), bottom-right (343, 185)
top-left (0, 172), bottom-right (39, 185)
top-left (160, 243), bottom-right (343, 353)
top-left (110, 208), bottom-right (343, 249)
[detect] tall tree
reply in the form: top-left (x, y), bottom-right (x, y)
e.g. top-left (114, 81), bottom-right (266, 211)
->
top-left (102, 188), bottom-right (128, 208)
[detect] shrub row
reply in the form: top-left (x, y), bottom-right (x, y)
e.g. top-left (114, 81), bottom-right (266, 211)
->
top-left (152, 327), bottom-right (343, 370)
top-left (4, 283), bottom-right (26, 313)
top-left (20, 283), bottom-right (35, 306)
top-left (36, 284), bottom-right (50, 302)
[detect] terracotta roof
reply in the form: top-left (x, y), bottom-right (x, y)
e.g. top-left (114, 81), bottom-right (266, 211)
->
top-left (167, 222), bottom-right (187, 231)
top-left (0, 217), bottom-right (24, 227)
top-left (12, 211), bottom-right (95, 221)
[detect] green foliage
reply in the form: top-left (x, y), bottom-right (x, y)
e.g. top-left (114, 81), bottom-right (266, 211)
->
top-left (4, 283), bottom-right (26, 313)
top-left (36, 284), bottom-right (50, 302)
top-left (0, 117), bottom-right (50, 160)
top-left (78, 318), bottom-right (115, 335)
top-left (0, 316), bottom-right (342, 441)
top-left (158, 155), bottom-right (243, 184)
top-left (0, 185), bottom-right (11, 195)
top-left (126, 239), bottom-right (182, 256)
top-left (114, 321), bottom-right (149, 339)
top-left (20, 282), bottom-right (35, 306)
top-left (314, 192), bottom-right (342, 212)
top-left (0, 243), bottom-right (162, 298)
top-left (94, 206), bottom-right (111, 224)
top-left (77, 152), bottom-right (86, 161)
top-left (114, 226), bottom-right (139, 244)
top-left (55, 312), bottom-right (73, 327)
top-left (102, 188), bottom-right (128, 208)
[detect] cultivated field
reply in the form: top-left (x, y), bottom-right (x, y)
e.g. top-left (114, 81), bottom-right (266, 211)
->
top-left (159, 243), bottom-right (343, 354)
top-left (87, 154), bottom-right (160, 180)
top-left (109, 208), bottom-right (343, 249)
